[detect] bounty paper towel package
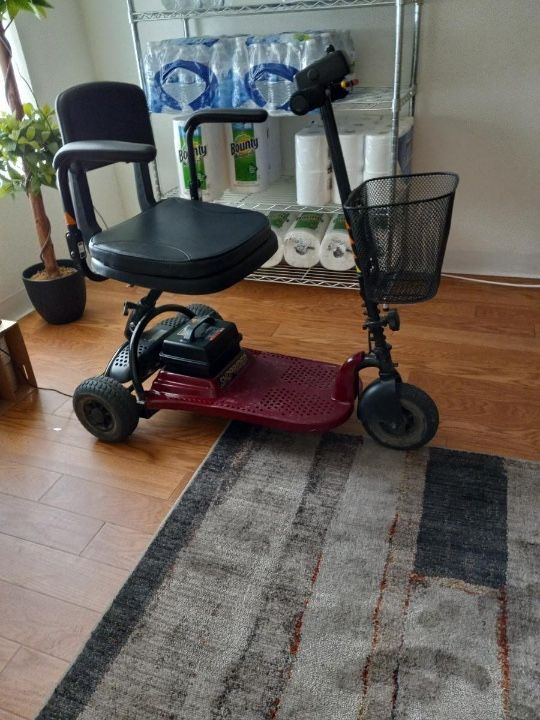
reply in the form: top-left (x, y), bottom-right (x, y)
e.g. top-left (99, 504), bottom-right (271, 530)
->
top-left (320, 215), bottom-right (355, 271)
top-left (295, 127), bottom-right (332, 206)
top-left (174, 118), bottom-right (228, 201)
top-left (284, 212), bottom-right (330, 269)
top-left (262, 211), bottom-right (297, 268)
top-left (227, 121), bottom-right (271, 192)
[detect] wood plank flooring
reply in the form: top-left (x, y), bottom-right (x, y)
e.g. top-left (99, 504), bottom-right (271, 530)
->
top-left (0, 276), bottom-right (539, 717)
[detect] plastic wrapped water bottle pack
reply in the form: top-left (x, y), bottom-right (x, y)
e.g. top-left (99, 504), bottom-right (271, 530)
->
top-left (145, 30), bottom-right (355, 114)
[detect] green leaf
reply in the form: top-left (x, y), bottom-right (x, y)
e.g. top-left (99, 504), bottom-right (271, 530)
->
top-left (1, 0), bottom-right (52, 21)
top-left (25, 126), bottom-right (35, 141)
top-left (0, 180), bottom-right (17, 197)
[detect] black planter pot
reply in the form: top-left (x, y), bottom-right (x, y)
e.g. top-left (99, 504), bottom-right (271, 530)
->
top-left (22, 259), bottom-right (86, 325)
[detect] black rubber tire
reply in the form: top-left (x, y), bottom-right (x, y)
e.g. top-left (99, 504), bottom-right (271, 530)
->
top-left (359, 383), bottom-right (439, 451)
top-left (186, 303), bottom-right (222, 320)
top-left (73, 376), bottom-right (139, 443)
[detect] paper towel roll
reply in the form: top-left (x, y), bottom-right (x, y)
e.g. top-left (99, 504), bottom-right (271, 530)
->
top-left (320, 215), bottom-right (355, 271)
top-left (332, 129), bottom-right (364, 204)
top-left (174, 118), bottom-right (228, 201)
top-left (262, 211), bottom-right (297, 268)
top-left (284, 212), bottom-right (330, 268)
top-left (295, 127), bottom-right (331, 206)
top-left (227, 121), bottom-right (270, 193)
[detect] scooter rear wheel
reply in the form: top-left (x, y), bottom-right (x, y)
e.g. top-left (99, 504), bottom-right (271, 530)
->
top-left (359, 383), bottom-right (439, 450)
top-left (73, 376), bottom-right (139, 443)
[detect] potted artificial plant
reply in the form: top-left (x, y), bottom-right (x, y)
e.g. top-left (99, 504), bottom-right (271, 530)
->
top-left (0, 0), bottom-right (85, 324)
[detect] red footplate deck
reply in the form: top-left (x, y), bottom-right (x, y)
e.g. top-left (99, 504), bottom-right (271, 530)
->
top-left (146, 349), bottom-right (362, 432)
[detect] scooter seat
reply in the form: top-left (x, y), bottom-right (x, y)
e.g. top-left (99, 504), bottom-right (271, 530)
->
top-left (88, 197), bottom-right (277, 293)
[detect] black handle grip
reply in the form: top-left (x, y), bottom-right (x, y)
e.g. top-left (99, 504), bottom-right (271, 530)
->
top-left (184, 109), bottom-right (268, 200)
top-left (184, 108), bottom-right (268, 135)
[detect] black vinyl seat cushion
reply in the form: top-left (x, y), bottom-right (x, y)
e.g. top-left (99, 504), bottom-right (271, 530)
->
top-left (88, 198), bottom-right (277, 292)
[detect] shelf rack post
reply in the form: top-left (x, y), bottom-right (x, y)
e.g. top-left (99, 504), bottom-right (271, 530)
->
top-left (390, 0), bottom-right (405, 173)
top-left (409, 0), bottom-right (422, 116)
top-left (126, 0), bottom-right (163, 199)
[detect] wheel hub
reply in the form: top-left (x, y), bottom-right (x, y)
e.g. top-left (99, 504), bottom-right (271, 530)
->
top-left (84, 399), bottom-right (114, 432)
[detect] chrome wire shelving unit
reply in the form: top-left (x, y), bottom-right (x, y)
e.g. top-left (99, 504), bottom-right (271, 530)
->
top-left (132, 0), bottom-right (416, 22)
top-left (127, 0), bottom-right (423, 290)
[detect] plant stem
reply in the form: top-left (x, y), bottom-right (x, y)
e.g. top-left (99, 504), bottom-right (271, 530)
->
top-left (29, 190), bottom-right (60, 278)
top-left (0, 19), bottom-right (60, 279)
top-left (0, 21), bottom-right (22, 120)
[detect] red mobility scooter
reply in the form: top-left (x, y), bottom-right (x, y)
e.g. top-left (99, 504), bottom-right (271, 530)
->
top-left (53, 50), bottom-right (458, 450)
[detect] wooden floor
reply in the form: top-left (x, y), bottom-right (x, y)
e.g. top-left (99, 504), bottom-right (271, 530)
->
top-left (0, 276), bottom-right (539, 718)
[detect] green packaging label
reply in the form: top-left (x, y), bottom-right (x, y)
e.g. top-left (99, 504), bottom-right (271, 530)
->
top-left (230, 123), bottom-right (259, 183)
top-left (178, 126), bottom-right (207, 191)
top-left (268, 211), bottom-right (291, 229)
top-left (295, 212), bottom-right (324, 231)
top-left (332, 214), bottom-right (347, 231)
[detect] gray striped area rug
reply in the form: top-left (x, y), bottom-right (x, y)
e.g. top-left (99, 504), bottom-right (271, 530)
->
top-left (37, 423), bottom-right (539, 720)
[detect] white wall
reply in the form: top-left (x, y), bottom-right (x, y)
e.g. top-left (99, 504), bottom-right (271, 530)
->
top-left (414, 0), bottom-right (540, 276)
top-left (0, 0), bottom-right (125, 318)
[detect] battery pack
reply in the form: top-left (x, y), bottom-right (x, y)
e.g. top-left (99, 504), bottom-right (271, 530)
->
top-left (159, 315), bottom-right (243, 378)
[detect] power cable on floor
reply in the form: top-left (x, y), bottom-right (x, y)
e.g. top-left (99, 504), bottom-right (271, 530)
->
top-left (442, 273), bottom-right (540, 289)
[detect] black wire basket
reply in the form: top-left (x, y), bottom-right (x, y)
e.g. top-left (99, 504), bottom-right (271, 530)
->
top-left (345, 172), bottom-right (459, 304)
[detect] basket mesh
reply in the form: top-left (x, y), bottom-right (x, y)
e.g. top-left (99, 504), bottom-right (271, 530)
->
top-left (345, 172), bottom-right (459, 304)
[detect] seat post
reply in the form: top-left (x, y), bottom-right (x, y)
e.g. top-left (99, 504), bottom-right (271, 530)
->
top-left (123, 289), bottom-right (162, 338)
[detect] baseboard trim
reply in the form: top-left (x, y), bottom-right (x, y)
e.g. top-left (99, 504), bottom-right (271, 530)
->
top-left (0, 288), bottom-right (33, 321)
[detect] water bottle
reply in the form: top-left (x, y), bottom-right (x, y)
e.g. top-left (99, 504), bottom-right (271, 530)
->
top-left (231, 36), bottom-right (252, 108)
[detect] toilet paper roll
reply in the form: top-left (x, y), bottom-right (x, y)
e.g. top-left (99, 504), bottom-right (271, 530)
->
top-left (295, 127), bottom-right (331, 206)
top-left (174, 118), bottom-right (228, 201)
top-left (284, 212), bottom-right (330, 268)
top-left (227, 120), bottom-right (270, 193)
top-left (262, 210), bottom-right (297, 268)
top-left (332, 129), bottom-right (364, 204)
top-left (320, 215), bottom-right (355, 271)
top-left (364, 117), bottom-right (415, 176)
top-left (364, 130), bottom-right (393, 175)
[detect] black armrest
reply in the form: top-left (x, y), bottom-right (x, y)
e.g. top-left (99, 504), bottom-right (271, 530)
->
top-left (53, 140), bottom-right (157, 170)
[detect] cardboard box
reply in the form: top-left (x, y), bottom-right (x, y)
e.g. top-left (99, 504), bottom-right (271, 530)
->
top-left (0, 319), bottom-right (36, 401)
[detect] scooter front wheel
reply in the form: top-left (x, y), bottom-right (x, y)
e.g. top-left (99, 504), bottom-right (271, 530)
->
top-left (359, 382), bottom-right (439, 451)
top-left (73, 376), bottom-right (139, 443)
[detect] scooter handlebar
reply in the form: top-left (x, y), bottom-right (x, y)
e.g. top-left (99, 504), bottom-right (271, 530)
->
top-left (290, 50), bottom-right (352, 116)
